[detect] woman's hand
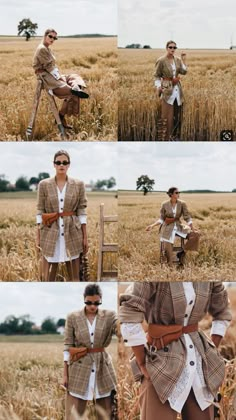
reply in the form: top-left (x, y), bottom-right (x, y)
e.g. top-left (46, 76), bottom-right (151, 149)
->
top-left (156, 87), bottom-right (162, 97)
top-left (181, 52), bottom-right (187, 63)
top-left (83, 236), bottom-right (89, 254)
top-left (63, 362), bottom-right (69, 390)
top-left (211, 334), bottom-right (222, 348)
top-left (146, 224), bottom-right (154, 231)
top-left (140, 364), bottom-right (150, 380)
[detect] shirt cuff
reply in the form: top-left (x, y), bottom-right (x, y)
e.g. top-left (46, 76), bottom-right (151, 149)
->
top-left (154, 79), bottom-right (162, 88)
top-left (121, 323), bottom-right (147, 347)
top-left (181, 63), bottom-right (187, 70)
top-left (50, 67), bottom-right (60, 80)
top-left (157, 218), bottom-right (163, 224)
top-left (79, 215), bottom-right (87, 224)
top-left (211, 320), bottom-right (230, 337)
top-left (36, 214), bottom-right (42, 224)
top-left (64, 350), bottom-right (70, 362)
top-left (187, 219), bottom-right (193, 225)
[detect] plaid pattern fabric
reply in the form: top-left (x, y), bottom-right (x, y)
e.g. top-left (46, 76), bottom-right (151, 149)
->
top-left (119, 282), bottom-right (232, 404)
top-left (159, 199), bottom-right (191, 241)
top-left (154, 55), bottom-right (187, 103)
top-left (37, 177), bottom-right (87, 257)
top-left (64, 309), bottom-right (117, 396)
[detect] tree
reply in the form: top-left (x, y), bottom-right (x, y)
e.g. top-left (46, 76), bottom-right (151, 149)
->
top-left (41, 317), bottom-right (57, 334)
top-left (38, 172), bottom-right (50, 181)
top-left (18, 18), bottom-right (38, 41)
top-left (29, 177), bottom-right (39, 185)
top-left (0, 174), bottom-right (10, 192)
top-left (15, 176), bottom-right (30, 191)
top-left (136, 175), bottom-right (155, 195)
top-left (57, 318), bottom-right (66, 328)
top-left (94, 179), bottom-right (107, 190)
top-left (106, 177), bottom-right (116, 189)
top-left (143, 45), bottom-right (151, 49)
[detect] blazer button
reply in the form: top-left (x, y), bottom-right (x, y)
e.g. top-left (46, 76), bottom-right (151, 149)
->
top-left (189, 301), bottom-right (193, 305)
top-left (91, 369), bottom-right (95, 372)
top-left (164, 347), bottom-right (168, 352)
top-left (79, 361), bottom-right (82, 364)
top-left (91, 333), bottom-right (94, 336)
top-left (184, 314), bottom-right (188, 317)
top-left (61, 233), bottom-right (64, 236)
top-left (62, 225), bottom-right (64, 227)
top-left (60, 199), bottom-right (63, 202)
top-left (190, 361), bottom-right (195, 366)
top-left (189, 344), bottom-right (193, 349)
top-left (124, 339), bottom-right (128, 343)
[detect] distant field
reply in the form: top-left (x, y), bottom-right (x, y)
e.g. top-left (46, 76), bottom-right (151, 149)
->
top-left (118, 48), bottom-right (236, 141)
top-left (0, 191), bottom-right (117, 281)
top-left (0, 337), bottom-right (117, 419)
top-left (0, 36), bottom-right (117, 141)
top-left (118, 191), bottom-right (236, 281)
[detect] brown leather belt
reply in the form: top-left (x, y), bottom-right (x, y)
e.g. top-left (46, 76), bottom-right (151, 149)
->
top-left (147, 323), bottom-right (198, 351)
top-left (162, 77), bottom-right (174, 81)
top-left (69, 346), bottom-right (105, 363)
top-left (42, 211), bottom-right (76, 226)
top-left (35, 69), bottom-right (46, 74)
top-left (164, 217), bottom-right (180, 225)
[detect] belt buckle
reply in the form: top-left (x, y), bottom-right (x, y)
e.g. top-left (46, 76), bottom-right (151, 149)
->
top-left (150, 345), bottom-right (157, 353)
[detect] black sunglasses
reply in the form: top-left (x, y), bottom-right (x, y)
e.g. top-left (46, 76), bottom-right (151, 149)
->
top-left (48, 34), bottom-right (58, 41)
top-left (54, 160), bottom-right (70, 166)
top-left (84, 301), bottom-right (102, 306)
top-left (168, 46), bottom-right (177, 49)
top-left (174, 191), bottom-right (180, 194)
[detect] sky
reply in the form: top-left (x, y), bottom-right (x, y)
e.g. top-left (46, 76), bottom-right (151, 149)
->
top-left (0, 0), bottom-right (117, 36)
top-left (0, 282), bottom-right (118, 325)
top-left (117, 142), bottom-right (236, 191)
top-left (118, 0), bottom-right (236, 48)
top-left (0, 142), bottom-right (117, 185)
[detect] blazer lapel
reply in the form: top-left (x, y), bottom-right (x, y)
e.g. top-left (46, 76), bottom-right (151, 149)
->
top-left (167, 201), bottom-right (174, 217)
top-left (189, 283), bottom-right (211, 324)
top-left (169, 283), bottom-right (186, 324)
top-left (48, 177), bottom-right (59, 211)
top-left (93, 310), bottom-right (106, 347)
top-left (63, 177), bottom-right (75, 211)
top-left (75, 309), bottom-right (91, 346)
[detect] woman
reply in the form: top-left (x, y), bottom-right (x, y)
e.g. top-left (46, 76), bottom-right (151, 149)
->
top-left (33, 28), bottom-right (89, 129)
top-left (146, 187), bottom-right (199, 266)
top-left (36, 149), bottom-right (88, 281)
top-left (154, 40), bottom-right (187, 140)
top-left (63, 283), bottom-right (117, 420)
top-left (119, 281), bottom-right (232, 420)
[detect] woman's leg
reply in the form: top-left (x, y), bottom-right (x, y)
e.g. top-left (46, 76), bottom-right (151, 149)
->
top-left (182, 389), bottom-right (214, 420)
top-left (95, 396), bottom-right (112, 420)
top-left (65, 258), bottom-right (80, 281)
top-left (173, 100), bottom-right (182, 139)
top-left (41, 257), bottom-right (51, 281)
top-left (161, 100), bottom-right (174, 140)
top-left (163, 242), bottom-right (174, 266)
top-left (48, 263), bottom-right (58, 281)
top-left (139, 378), bottom-right (177, 420)
top-left (65, 393), bottom-right (87, 420)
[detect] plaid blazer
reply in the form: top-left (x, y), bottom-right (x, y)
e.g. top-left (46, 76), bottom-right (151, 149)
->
top-left (37, 177), bottom-right (87, 257)
top-left (119, 282), bottom-right (231, 404)
top-left (154, 55), bottom-right (187, 102)
top-left (64, 309), bottom-right (117, 396)
top-left (159, 199), bottom-right (191, 240)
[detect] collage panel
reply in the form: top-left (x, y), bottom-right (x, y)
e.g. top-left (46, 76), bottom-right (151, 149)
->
top-left (118, 281), bottom-right (236, 420)
top-left (0, 142), bottom-right (117, 282)
top-left (118, 0), bottom-right (236, 141)
top-left (0, 0), bottom-right (117, 142)
top-left (0, 282), bottom-right (118, 419)
top-left (118, 142), bottom-right (236, 281)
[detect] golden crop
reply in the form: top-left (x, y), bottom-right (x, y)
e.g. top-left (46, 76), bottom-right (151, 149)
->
top-left (118, 48), bottom-right (236, 141)
top-left (0, 37), bottom-right (117, 141)
top-left (118, 192), bottom-right (236, 281)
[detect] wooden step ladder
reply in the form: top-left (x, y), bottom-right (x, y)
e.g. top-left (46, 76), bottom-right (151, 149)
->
top-left (160, 236), bottom-right (185, 265)
top-left (97, 203), bottom-right (118, 281)
top-left (26, 78), bottom-right (65, 140)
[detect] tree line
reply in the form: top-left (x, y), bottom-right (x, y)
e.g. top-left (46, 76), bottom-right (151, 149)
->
top-left (0, 315), bottom-right (65, 335)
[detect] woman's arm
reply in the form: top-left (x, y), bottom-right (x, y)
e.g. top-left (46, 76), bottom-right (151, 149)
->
top-left (146, 203), bottom-right (165, 231)
top-left (208, 283), bottom-right (232, 347)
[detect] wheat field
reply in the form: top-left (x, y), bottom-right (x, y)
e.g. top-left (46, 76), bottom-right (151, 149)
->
top-left (118, 192), bottom-right (236, 281)
top-left (0, 191), bottom-right (117, 281)
top-left (118, 48), bottom-right (236, 141)
top-left (118, 284), bottom-right (236, 420)
top-left (0, 335), bottom-right (118, 420)
top-left (0, 36), bottom-right (117, 141)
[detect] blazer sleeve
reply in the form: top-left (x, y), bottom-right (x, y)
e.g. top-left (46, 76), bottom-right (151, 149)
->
top-left (64, 314), bottom-right (75, 351)
top-left (160, 202), bottom-right (166, 221)
top-left (181, 201), bottom-right (192, 223)
top-left (208, 282), bottom-right (232, 322)
top-left (154, 58), bottom-right (163, 78)
top-left (178, 57), bottom-right (187, 75)
top-left (76, 181), bottom-right (87, 217)
top-left (36, 181), bottom-right (46, 216)
top-left (119, 282), bottom-right (156, 323)
top-left (33, 45), bottom-right (56, 72)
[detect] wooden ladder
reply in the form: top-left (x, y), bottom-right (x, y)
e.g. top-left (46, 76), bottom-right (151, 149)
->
top-left (160, 236), bottom-right (185, 265)
top-left (97, 203), bottom-right (118, 281)
top-left (26, 78), bottom-right (65, 140)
